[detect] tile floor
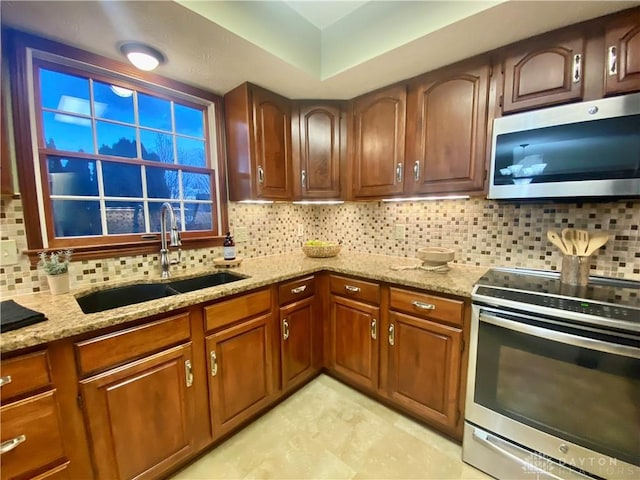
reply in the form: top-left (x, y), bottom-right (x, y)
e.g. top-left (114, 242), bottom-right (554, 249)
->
top-left (170, 374), bottom-right (492, 479)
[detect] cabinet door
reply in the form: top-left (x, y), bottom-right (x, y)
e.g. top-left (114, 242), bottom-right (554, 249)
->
top-left (408, 62), bottom-right (489, 194)
top-left (503, 33), bottom-right (584, 113)
top-left (329, 295), bottom-right (379, 391)
top-left (387, 311), bottom-right (462, 430)
top-left (605, 10), bottom-right (640, 95)
top-left (280, 297), bottom-right (316, 392)
top-left (295, 102), bottom-right (343, 199)
top-left (80, 344), bottom-right (195, 480)
top-left (206, 314), bottom-right (274, 437)
top-left (351, 84), bottom-right (406, 198)
top-left (252, 87), bottom-right (292, 199)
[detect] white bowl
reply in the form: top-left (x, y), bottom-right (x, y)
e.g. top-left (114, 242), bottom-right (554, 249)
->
top-left (416, 247), bottom-right (455, 265)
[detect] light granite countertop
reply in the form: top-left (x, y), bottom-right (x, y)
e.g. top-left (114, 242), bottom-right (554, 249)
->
top-left (0, 252), bottom-right (488, 354)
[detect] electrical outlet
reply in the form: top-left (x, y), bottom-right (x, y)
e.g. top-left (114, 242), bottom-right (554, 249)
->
top-left (235, 227), bottom-right (248, 243)
top-left (0, 240), bottom-right (18, 266)
top-left (297, 224), bottom-right (304, 237)
top-left (394, 224), bottom-right (406, 241)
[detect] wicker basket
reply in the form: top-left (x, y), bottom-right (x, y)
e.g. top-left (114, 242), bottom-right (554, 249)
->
top-left (302, 243), bottom-right (341, 258)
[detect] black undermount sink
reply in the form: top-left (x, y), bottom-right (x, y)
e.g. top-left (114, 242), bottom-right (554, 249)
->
top-left (76, 271), bottom-right (247, 314)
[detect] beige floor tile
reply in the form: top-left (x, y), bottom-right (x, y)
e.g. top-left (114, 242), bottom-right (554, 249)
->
top-left (170, 374), bottom-right (491, 480)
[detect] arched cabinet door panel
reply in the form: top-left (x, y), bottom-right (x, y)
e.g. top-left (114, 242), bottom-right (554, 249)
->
top-left (605, 10), bottom-right (640, 95)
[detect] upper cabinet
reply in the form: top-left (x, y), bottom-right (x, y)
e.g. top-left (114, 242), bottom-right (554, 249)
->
top-left (501, 31), bottom-right (585, 113)
top-left (406, 60), bottom-right (490, 194)
top-left (292, 102), bottom-right (345, 200)
top-left (224, 83), bottom-right (293, 201)
top-left (604, 9), bottom-right (640, 95)
top-left (350, 84), bottom-right (407, 198)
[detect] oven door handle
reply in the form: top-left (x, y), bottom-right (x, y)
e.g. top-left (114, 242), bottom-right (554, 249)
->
top-left (479, 313), bottom-right (640, 359)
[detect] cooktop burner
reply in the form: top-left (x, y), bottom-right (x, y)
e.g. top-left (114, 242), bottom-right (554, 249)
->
top-left (472, 268), bottom-right (640, 329)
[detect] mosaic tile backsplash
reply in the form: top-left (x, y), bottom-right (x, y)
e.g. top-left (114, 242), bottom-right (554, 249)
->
top-left (1, 197), bottom-right (638, 296)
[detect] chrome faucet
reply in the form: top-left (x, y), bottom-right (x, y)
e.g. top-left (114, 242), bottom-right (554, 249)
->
top-left (160, 202), bottom-right (181, 279)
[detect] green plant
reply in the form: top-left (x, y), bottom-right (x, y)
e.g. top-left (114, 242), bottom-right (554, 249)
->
top-left (38, 250), bottom-right (73, 275)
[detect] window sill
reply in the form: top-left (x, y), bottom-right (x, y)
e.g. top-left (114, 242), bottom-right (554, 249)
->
top-left (25, 236), bottom-right (224, 266)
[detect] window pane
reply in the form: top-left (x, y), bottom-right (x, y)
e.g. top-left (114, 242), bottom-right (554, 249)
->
top-left (96, 122), bottom-right (138, 158)
top-left (48, 157), bottom-right (98, 196)
top-left (138, 93), bottom-right (171, 131)
top-left (105, 201), bottom-right (145, 234)
top-left (140, 129), bottom-right (174, 163)
top-left (40, 69), bottom-right (90, 113)
top-left (184, 202), bottom-right (212, 231)
top-left (182, 172), bottom-right (211, 200)
top-left (42, 111), bottom-right (94, 153)
top-left (102, 162), bottom-right (142, 197)
top-left (176, 137), bottom-right (206, 167)
top-left (146, 166), bottom-right (179, 199)
top-left (52, 200), bottom-right (102, 237)
top-left (148, 201), bottom-right (181, 232)
top-left (93, 81), bottom-right (134, 124)
top-left (175, 104), bottom-right (204, 138)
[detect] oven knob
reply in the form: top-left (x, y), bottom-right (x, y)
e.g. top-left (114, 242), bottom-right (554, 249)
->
top-left (559, 444), bottom-right (569, 454)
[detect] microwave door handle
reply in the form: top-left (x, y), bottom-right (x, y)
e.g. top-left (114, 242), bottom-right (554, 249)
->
top-left (479, 313), bottom-right (640, 359)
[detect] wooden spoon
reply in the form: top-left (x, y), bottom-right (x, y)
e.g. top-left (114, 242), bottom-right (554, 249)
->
top-left (547, 230), bottom-right (570, 255)
top-left (584, 233), bottom-right (609, 256)
top-left (562, 228), bottom-right (575, 255)
top-left (574, 229), bottom-right (590, 256)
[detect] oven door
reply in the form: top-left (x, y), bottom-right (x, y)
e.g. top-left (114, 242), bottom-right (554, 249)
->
top-left (465, 304), bottom-right (640, 479)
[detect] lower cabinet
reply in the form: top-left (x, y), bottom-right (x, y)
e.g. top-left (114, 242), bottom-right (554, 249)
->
top-left (280, 297), bottom-right (316, 392)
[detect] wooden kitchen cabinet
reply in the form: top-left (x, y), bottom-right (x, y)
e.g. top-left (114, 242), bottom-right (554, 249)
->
top-left (77, 312), bottom-right (196, 480)
top-left (406, 59), bottom-right (490, 194)
top-left (328, 275), bottom-right (381, 391)
top-left (204, 288), bottom-right (276, 438)
top-left (0, 350), bottom-right (71, 480)
top-left (385, 287), bottom-right (464, 434)
top-left (278, 276), bottom-right (320, 392)
top-left (292, 101), bottom-right (345, 200)
top-left (225, 82), bottom-right (293, 200)
top-left (502, 30), bottom-right (585, 113)
top-left (349, 84), bottom-right (407, 198)
top-left (604, 9), bottom-right (640, 95)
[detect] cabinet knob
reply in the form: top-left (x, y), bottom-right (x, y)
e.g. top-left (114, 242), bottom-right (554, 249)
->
top-left (282, 318), bottom-right (290, 340)
top-left (0, 435), bottom-right (26, 455)
top-left (0, 375), bottom-right (12, 387)
top-left (210, 351), bottom-right (218, 377)
top-left (388, 323), bottom-right (395, 346)
top-left (608, 46), bottom-right (617, 76)
top-left (371, 318), bottom-right (377, 340)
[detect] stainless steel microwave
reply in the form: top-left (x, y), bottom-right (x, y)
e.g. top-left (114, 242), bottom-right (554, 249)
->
top-left (488, 93), bottom-right (640, 200)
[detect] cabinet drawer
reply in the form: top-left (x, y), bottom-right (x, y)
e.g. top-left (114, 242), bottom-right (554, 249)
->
top-left (389, 288), bottom-right (464, 326)
top-left (278, 276), bottom-right (315, 305)
top-left (330, 275), bottom-right (380, 305)
top-left (75, 312), bottom-right (191, 376)
top-left (204, 288), bottom-right (271, 332)
top-left (31, 462), bottom-right (71, 480)
top-left (0, 351), bottom-right (51, 402)
top-left (0, 391), bottom-right (66, 480)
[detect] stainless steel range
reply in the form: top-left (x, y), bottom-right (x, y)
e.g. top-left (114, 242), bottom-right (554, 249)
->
top-left (463, 268), bottom-right (640, 480)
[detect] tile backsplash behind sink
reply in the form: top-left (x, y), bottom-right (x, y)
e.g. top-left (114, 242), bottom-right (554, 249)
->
top-left (1, 197), bottom-right (638, 296)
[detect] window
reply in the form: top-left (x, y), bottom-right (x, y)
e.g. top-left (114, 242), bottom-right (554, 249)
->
top-left (7, 30), bottom-right (228, 260)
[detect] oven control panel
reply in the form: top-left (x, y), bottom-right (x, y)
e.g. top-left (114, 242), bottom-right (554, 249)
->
top-left (474, 286), bottom-right (639, 322)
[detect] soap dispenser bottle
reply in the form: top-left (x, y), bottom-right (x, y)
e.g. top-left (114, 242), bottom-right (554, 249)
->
top-left (223, 232), bottom-right (236, 260)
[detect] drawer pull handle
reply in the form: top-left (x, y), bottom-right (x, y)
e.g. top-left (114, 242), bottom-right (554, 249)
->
top-left (345, 285), bottom-right (361, 293)
top-left (258, 166), bottom-right (264, 184)
top-left (291, 285), bottom-right (307, 294)
top-left (283, 318), bottom-right (290, 340)
top-left (413, 161), bottom-right (420, 181)
top-left (0, 435), bottom-right (26, 454)
top-left (412, 301), bottom-right (436, 310)
top-left (396, 162), bottom-right (403, 183)
top-left (301, 170), bottom-right (306, 188)
top-left (185, 360), bottom-right (193, 387)
top-left (210, 351), bottom-right (218, 377)
top-left (572, 53), bottom-right (581, 83)
top-left (0, 375), bottom-right (12, 387)
top-left (608, 46), bottom-right (617, 75)
top-left (388, 324), bottom-right (395, 346)
top-left (371, 318), bottom-right (377, 340)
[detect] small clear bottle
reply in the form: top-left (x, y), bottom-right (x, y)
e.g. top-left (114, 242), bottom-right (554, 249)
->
top-left (223, 232), bottom-right (236, 260)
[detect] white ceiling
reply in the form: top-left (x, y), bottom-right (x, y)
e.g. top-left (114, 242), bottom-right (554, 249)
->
top-left (1, 1), bottom-right (638, 99)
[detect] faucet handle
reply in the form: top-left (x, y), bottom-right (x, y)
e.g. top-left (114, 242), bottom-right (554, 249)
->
top-left (170, 248), bottom-right (182, 266)
top-left (170, 228), bottom-right (181, 247)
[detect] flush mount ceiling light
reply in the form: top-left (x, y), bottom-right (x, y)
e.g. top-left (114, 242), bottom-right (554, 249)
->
top-left (119, 42), bottom-right (165, 71)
